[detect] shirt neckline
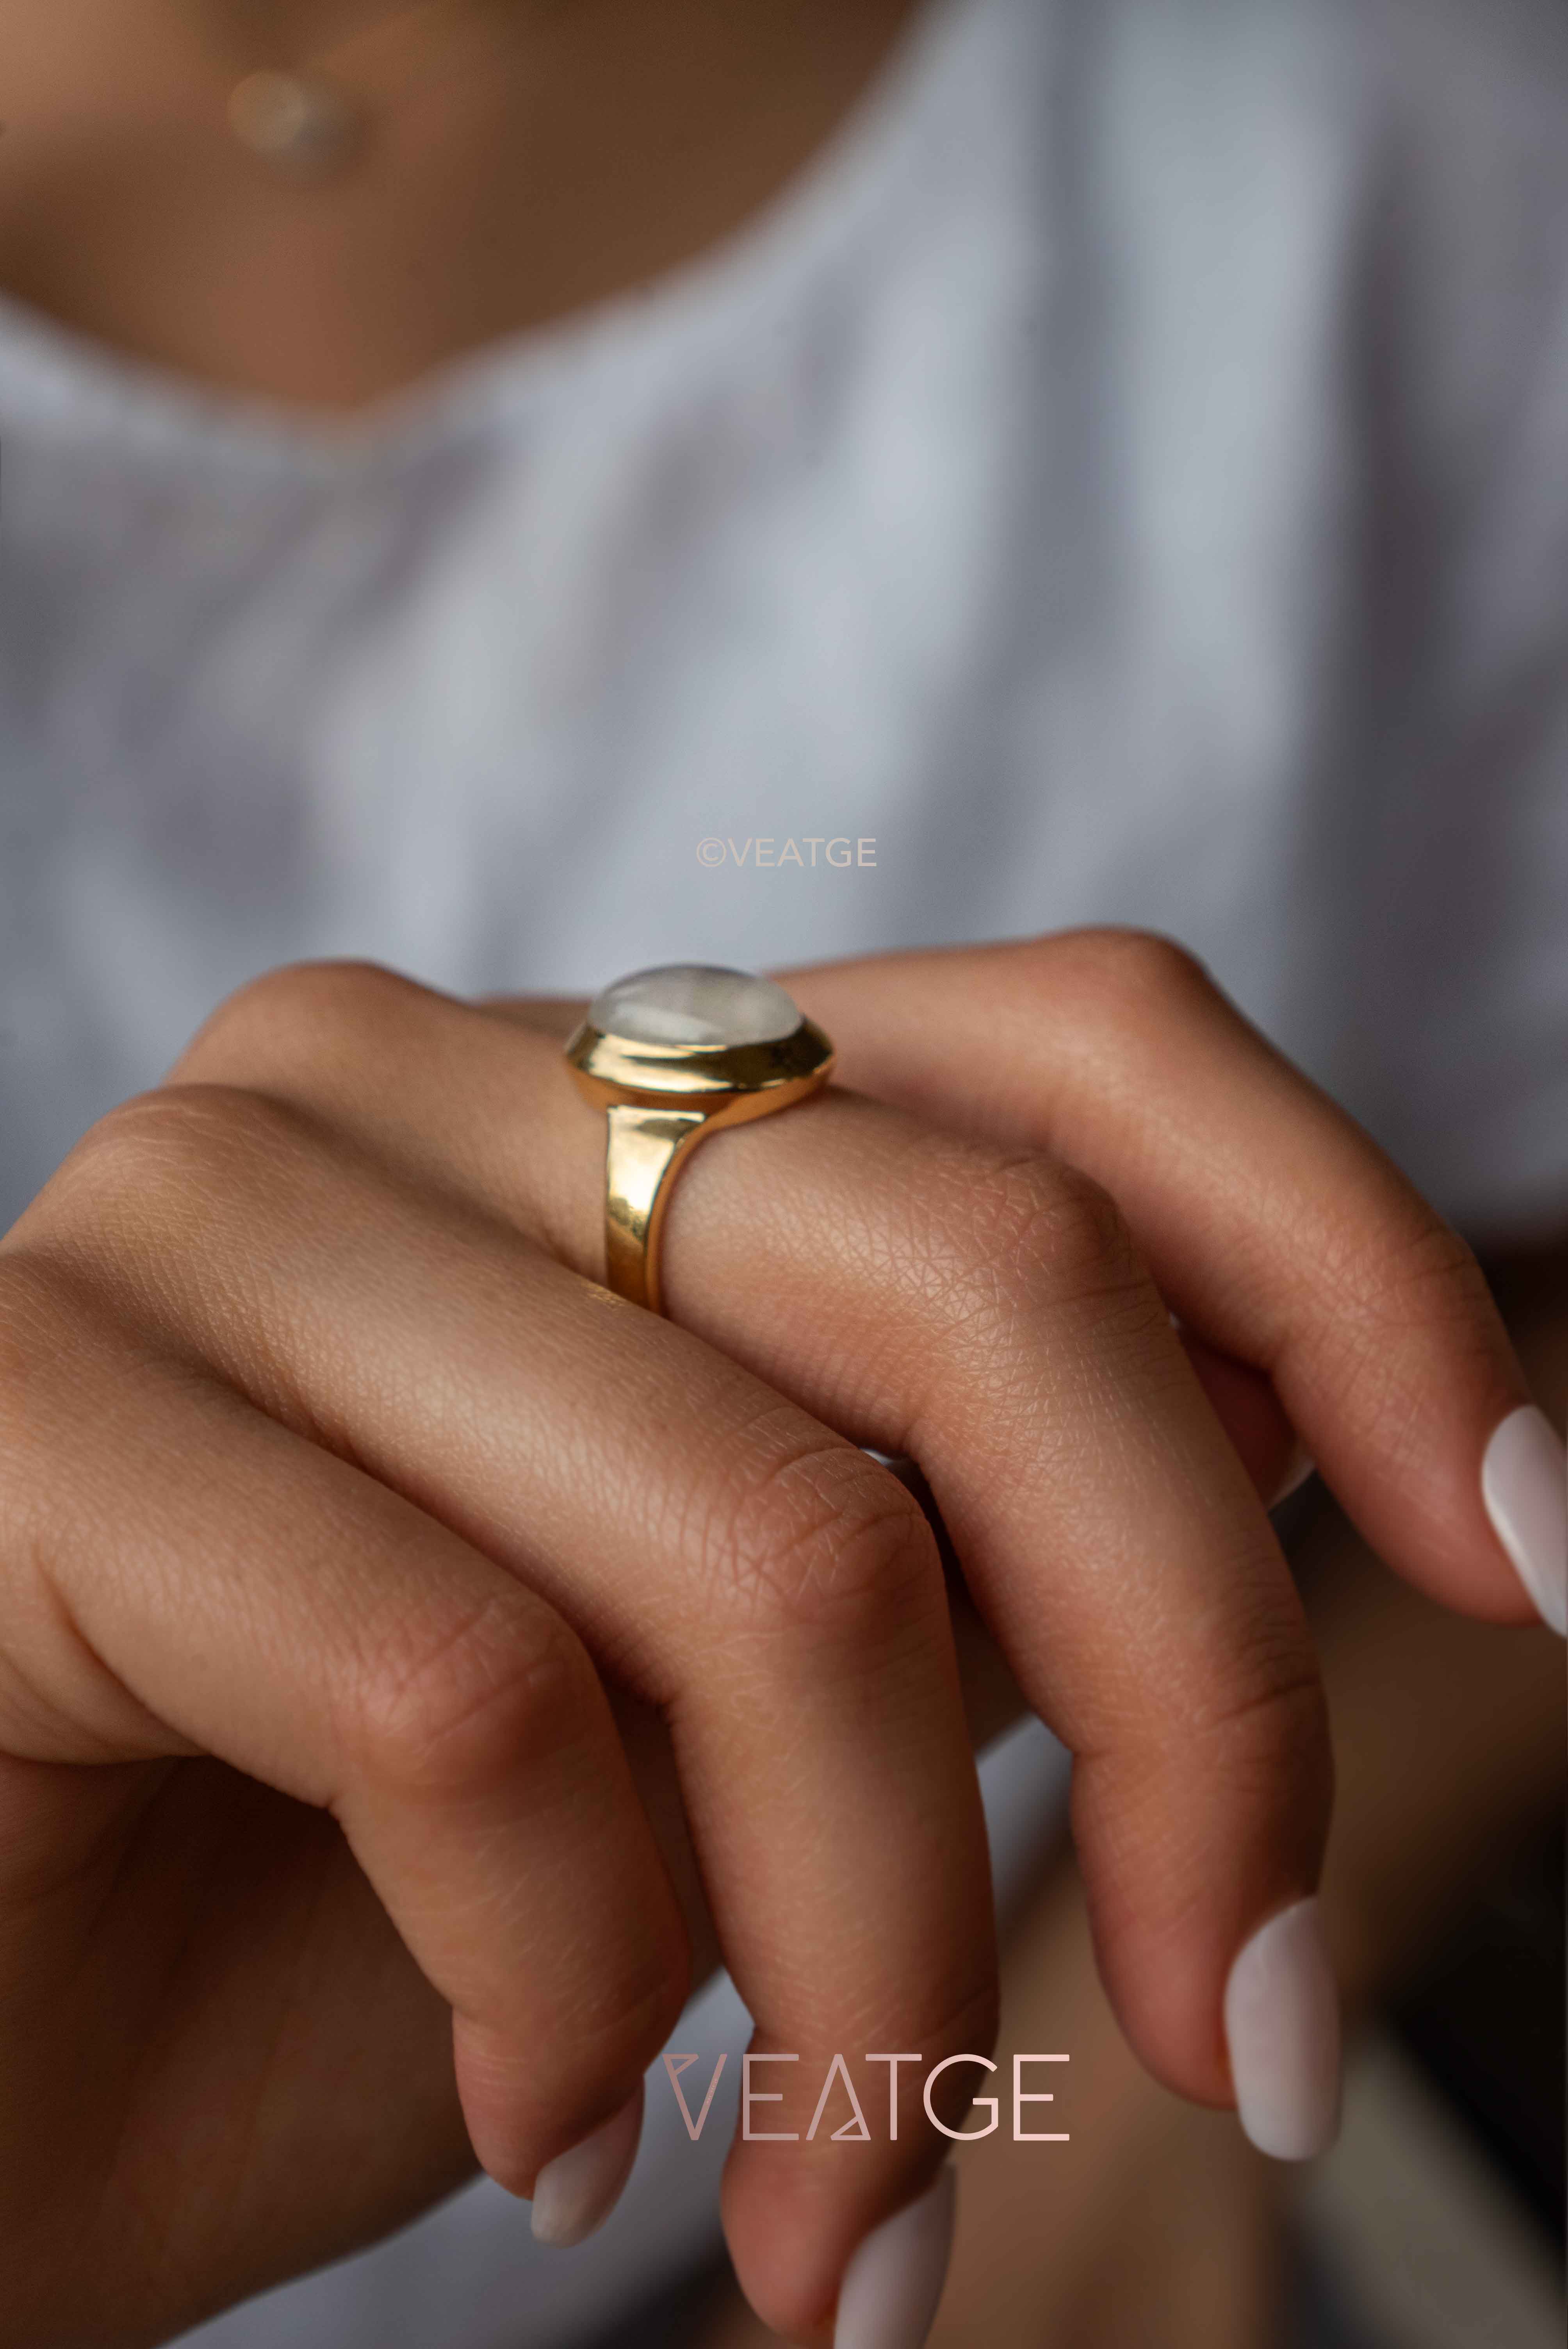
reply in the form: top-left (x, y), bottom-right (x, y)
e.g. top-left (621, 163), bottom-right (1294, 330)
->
top-left (0, 0), bottom-right (979, 478)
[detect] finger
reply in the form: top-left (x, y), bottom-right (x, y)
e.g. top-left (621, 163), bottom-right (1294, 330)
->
top-left (11, 1071), bottom-right (996, 2344)
top-left (637, 1096), bottom-right (1338, 2148)
top-left (424, 989), bottom-right (1309, 1503)
top-left (180, 970), bottom-right (1339, 2174)
top-left (0, 1251), bottom-right (691, 2204)
top-left (1179, 1330), bottom-right (1304, 1508)
top-left (479, 993), bottom-right (1306, 1511)
top-left (480, 993), bottom-right (1308, 1507)
top-left (780, 931), bottom-right (1561, 1631)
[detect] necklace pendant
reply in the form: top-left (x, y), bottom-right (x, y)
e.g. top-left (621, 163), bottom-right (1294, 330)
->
top-left (227, 70), bottom-right (362, 181)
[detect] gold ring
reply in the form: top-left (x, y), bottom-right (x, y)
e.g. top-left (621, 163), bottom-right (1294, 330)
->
top-left (565, 964), bottom-right (835, 1314)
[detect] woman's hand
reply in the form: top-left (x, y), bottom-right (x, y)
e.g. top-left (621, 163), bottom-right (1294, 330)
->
top-left (0, 932), bottom-right (1556, 2349)
top-left (687, 1841), bottom-right (1291, 2349)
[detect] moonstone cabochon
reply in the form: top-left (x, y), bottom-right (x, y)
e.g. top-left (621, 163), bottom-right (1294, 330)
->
top-left (587, 964), bottom-right (803, 1049)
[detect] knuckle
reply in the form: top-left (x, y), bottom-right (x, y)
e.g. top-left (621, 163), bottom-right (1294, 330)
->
top-left (923, 1144), bottom-right (1147, 1324)
top-left (556, 1945), bottom-right (692, 2093)
top-left (169, 957), bottom-right (419, 1087)
top-left (1190, 1640), bottom-right (1331, 1796)
top-left (45, 1086), bottom-right (311, 1240)
top-left (1003, 1160), bottom-right (1143, 1301)
top-left (1296, 1203), bottom-right (1499, 1449)
top-left (1046, 925), bottom-right (1215, 1010)
top-left (1330, 1197), bottom-right (1485, 1331)
top-left (2, 1093), bottom-right (328, 1372)
top-left (351, 1587), bottom-right (594, 1798)
top-left (711, 1435), bottom-right (941, 1642)
top-left (1089, 1570), bottom-right (1330, 1794)
top-left (918, 1969), bottom-right (1005, 2089)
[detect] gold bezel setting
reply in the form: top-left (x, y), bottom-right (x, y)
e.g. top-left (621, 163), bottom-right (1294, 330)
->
top-left (564, 987), bottom-right (835, 1314)
top-left (565, 1015), bottom-right (835, 1113)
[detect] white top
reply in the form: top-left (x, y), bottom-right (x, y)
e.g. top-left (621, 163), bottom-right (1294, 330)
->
top-left (1, 0), bottom-right (1565, 2340)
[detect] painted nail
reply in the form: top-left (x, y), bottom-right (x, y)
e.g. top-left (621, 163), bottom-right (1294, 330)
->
top-left (1271, 1441), bottom-right (1316, 1509)
top-left (529, 2086), bottom-right (643, 2248)
top-left (1481, 1406), bottom-right (1567, 1636)
top-left (835, 2162), bottom-right (957, 2349)
top-left (1223, 1896), bottom-right (1341, 2162)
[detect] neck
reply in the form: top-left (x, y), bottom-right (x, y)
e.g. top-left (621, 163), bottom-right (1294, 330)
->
top-left (0, 0), bottom-right (926, 412)
top-left (203, 0), bottom-right (517, 62)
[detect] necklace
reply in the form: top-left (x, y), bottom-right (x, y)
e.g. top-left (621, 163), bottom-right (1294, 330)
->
top-left (226, 67), bottom-right (360, 175)
top-left (206, 0), bottom-right (556, 182)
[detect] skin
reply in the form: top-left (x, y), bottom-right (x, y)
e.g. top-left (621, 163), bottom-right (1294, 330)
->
top-left (0, 0), bottom-right (928, 409)
top-left (688, 1276), bottom-right (1568, 2346)
top-left (0, 934), bottom-right (1552, 2349)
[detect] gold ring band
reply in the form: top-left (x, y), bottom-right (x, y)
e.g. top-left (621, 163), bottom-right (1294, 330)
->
top-left (565, 965), bottom-right (835, 1314)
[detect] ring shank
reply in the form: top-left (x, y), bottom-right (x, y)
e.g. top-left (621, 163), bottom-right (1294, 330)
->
top-left (567, 1008), bottom-right (835, 1317)
top-left (604, 1105), bottom-right (707, 1314)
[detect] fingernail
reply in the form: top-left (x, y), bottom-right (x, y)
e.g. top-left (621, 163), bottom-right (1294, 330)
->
top-left (1271, 1441), bottom-right (1316, 1509)
top-left (1224, 1896), bottom-right (1341, 2161)
top-left (835, 2162), bottom-right (956, 2349)
top-left (529, 2087), bottom-right (643, 2248)
top-left (1482, 1406), bottom-right (1567, 1636)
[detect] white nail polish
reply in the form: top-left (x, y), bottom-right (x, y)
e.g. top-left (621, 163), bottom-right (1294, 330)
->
top-left (529, 2087), bottom-right (643, 2248)
top-left (1481, 1406), bottom-right (1567, 1636)
top-left (1224, 1896), bottom-right (1341, 2162)
top-left (1271, 1442), bottom-right (1316, 1509)
top-left (835, 2162), bottom-right (957, 2349)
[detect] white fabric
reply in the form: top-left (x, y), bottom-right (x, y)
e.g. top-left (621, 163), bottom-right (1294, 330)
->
top-left (2, 0), bottom-right (1567, 1242)
top-left (0, 0), bottom-right (1564, 2341)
